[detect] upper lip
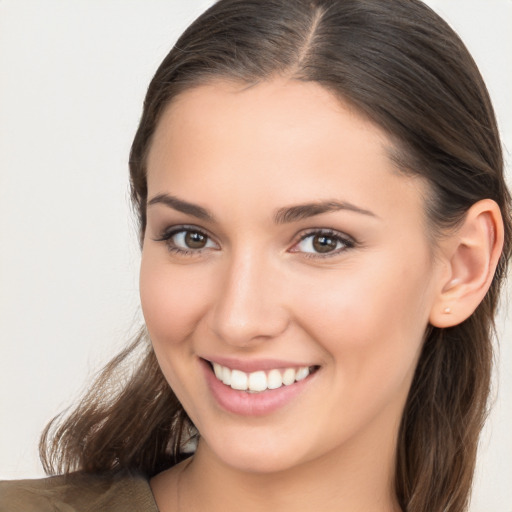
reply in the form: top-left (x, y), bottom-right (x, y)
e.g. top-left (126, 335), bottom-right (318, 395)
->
top-left (201, 356), bottom-right (317, 373)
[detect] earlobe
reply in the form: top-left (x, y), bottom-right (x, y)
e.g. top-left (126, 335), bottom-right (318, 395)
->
top-left (429, 199), bottom-right (504, 328)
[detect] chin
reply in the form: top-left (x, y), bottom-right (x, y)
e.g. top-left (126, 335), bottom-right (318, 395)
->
top-left (199, 428), bottom-right (314, 475)
top-left (221, 449), bottom-right (303, 474)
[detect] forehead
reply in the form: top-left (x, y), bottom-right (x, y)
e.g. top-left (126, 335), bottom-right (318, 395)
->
top-left (146, 78), bottom-right (427, 226)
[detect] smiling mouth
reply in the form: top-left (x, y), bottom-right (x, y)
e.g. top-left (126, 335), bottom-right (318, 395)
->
top-left (205, 360), bottom-right (320, 393)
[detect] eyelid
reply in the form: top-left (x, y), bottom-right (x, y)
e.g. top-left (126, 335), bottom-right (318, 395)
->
top-left (152, 224), bottom-right (211, 241)
top-left (153, 224), bottom-right (220, 254)
top-left (289, 228), bottom-right (356, 258)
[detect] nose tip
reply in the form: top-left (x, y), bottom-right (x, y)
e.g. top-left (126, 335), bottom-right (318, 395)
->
top-left (208, 256), bottom-right (289, 347)
top-left (210, 288), bottom-right (289, 347)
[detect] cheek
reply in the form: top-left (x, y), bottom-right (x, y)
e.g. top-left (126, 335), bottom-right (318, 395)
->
top-left (293, 250), bottom-right (433, 382)
top-left (139, 251), bottom-right (212, 346)
top-left (138, 252), bottom-right (215, 414)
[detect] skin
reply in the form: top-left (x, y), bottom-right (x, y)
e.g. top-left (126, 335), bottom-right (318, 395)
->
top-left (140, 78), bottom-right (451, 512)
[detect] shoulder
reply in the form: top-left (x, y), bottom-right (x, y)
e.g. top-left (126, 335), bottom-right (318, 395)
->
top-left (0, 470), bottom-right (159, 512)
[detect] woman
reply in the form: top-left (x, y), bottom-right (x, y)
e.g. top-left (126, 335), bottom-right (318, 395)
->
top-left (1, 0), bottom-right (510, 511)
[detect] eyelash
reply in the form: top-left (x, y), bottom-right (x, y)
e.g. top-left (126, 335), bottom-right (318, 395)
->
top-left (293, 229), bottom-right (356, 259)
top-left (153, 225), bottom-right (214, 256)
top-left (153, 225), bottom-right (356, 259)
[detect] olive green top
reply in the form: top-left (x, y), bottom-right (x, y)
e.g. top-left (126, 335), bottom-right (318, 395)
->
top-left (0, 471), bottom-right (159, 512)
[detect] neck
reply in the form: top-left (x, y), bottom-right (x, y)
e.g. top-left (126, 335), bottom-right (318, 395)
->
top-left (171, 420), bottom-right (401, 512)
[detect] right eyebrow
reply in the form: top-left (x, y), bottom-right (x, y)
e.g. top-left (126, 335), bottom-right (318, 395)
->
top-left (147, 193), bottom-right (215, 222)
top-left (273, 200), bottom-right (378, 224)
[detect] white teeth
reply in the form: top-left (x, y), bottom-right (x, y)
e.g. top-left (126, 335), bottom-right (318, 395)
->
top-left (267, 369), bottom-right (283, 389)
top-left (221, 366), bottom-right (231, 386)
top-left (295, 366), bottom-right (309, 381)
top-left (230, 369), bottom-right (248, 390)
top-left (248, 371), bottom-right (267, 392)
top-left (210, 362), bottom-right (314, 393)
top-left (282, 368), bottom-right (296, 386)
top-left (213, 363), bottom-right (223, 380)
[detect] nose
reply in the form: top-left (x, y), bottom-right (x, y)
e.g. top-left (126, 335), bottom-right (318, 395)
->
top-left (209, 249), bottom-right (289, 347)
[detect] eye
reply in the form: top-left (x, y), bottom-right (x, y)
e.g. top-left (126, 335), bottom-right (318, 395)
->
top-left (291, 229), bottom-right (354, 257)
top-left (173, 230), bottom-right (213, 249)
top-left (154, 226), bottom-right (218, 255)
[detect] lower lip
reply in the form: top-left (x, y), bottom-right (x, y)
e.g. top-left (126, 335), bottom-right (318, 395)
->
top-left (201, 360), bottom-right (316, 416)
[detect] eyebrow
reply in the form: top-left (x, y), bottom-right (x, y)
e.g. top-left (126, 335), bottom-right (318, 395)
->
top-left (273, 200), bottom-right (378, 223)
top-left (148, 193), bottom-right (213, 221)
top-left (147, 193), bottom-right (378, 224)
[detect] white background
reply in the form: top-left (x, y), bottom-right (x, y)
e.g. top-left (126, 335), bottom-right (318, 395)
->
top-left (0, 1), bottom-right (510, 510)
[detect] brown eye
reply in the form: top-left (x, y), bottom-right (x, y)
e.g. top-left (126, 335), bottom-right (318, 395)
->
top-left (293, 230), bottom-right (354, 257)
top-left (184, 230), bottom-right (208, 249)
top-left (155, 227), bottom-right (218, 254)
top-left (312, 234), bottom-right (338, 253)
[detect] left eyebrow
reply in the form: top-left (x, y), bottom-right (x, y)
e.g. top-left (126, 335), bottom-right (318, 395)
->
top-left (273, 200), bottom-right (378, 224)
top-left (147, 193), bottom-right (214, 221)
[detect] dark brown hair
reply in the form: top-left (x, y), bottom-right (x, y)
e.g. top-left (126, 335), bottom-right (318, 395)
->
top-left (41, 1), bottom-right (512, 511)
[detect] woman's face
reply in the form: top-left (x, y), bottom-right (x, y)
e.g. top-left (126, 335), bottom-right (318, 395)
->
top-left (140, 79), bottom-right (445, 474)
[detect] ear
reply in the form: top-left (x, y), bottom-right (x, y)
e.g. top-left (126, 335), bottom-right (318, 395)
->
top-left (429, 199), bottom-right (504, 328)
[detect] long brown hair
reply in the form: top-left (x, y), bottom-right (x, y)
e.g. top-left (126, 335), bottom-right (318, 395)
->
top-left (40, 1), bottom-right (512, 510)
